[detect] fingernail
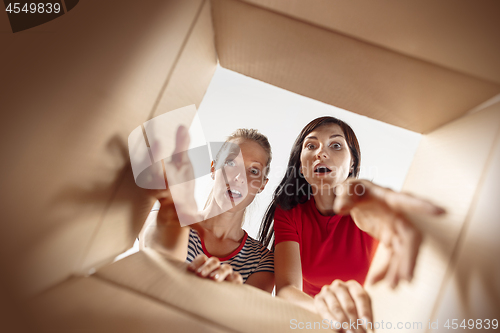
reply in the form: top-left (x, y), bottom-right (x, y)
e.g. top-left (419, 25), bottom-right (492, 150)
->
top-left (196, 267), bottom-right (203, 273)
top-left (346, 330), bottom-right (354, 333)
top-left (213, 274), bottom-right (219, 280)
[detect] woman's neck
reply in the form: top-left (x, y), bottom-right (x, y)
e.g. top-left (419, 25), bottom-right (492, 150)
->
top-left (312, 189), bottom-right (336, 216)
top-left (201, 202), bottom-right (245, 241)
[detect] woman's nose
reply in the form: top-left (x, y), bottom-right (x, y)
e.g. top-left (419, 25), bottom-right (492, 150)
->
top-left (234, 172), bottom-right (245, 183)
top-left (315, 146), bottom-right (328, 159)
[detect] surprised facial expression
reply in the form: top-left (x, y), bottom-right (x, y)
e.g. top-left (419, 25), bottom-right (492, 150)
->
top-left (300, 124), bottom-right (352, 191)
top-left (212, 138), bottom-right (269, 213)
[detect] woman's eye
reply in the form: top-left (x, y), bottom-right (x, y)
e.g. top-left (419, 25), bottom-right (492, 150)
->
top-left (330, 143), bottom-right (341, 149)
top-left (250, 168), bottom-right (260, 176)
top-left (225, 160), bottom-right (236, 167)
top-left (306, 143), bottom-right (316, 150)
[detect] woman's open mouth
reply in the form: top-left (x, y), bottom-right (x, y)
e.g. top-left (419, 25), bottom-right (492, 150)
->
top-left (314, 166), bottom-right (332, 174)
top-left (227, 188), bottom-right (242, 199)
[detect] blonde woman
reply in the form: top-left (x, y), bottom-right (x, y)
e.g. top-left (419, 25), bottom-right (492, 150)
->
top-left (142, 127), bottom-right (274, 292)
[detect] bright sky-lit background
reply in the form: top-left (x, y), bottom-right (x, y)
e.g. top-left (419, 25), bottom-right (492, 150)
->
top-left (117, 65), bottom-right (421, 260)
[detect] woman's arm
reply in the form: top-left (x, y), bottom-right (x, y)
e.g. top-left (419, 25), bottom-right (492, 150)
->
top-left (139, 203), bottom-right (190, 261)
top-left (275, 241), bottom-right (316, 310)
top-left (187, 253), bottom-right (243, 284)
top-left (275, 241), bottom-right (373, 332)
top-left (245, 271), bottom-right (275, 293)
top-left (334, 179), bottom-right (445, 287)
top-left (139, 125), bottom-right (198, 261)
top-left (185, 253), bottom-right (274, 292)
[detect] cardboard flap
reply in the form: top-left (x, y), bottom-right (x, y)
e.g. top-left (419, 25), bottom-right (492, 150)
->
top-left (28, 275), bottom-right (229, 333)
top-left (95, 250), bottom-right (322, 332)
top-left (0, 0), bottom-right (214, 299)
top-left (366, 102), bottom-right (500, 329)
top-left (212, 0), bottom-right (500, 133)
top-left (241, 0), bottom-right (500, 84)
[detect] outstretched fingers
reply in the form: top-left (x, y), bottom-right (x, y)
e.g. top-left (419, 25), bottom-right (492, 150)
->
top-left (314, 280), bottom-right (373, 333)
top-left (377, 186), bottom-right (446, 216)
top-left (171, 125), bottom-right (191, 168)
top-left (187, 254), bottom-right (243, 284)
top-left (225, 271), bottom-right (244, 284)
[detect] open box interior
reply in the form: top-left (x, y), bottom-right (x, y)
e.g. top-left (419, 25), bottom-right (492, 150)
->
top-left (1, 0), bottom-right (500, 331)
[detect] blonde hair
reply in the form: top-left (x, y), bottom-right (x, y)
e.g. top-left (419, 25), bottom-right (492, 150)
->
top-left (214, 128), bottom-right (272, 178)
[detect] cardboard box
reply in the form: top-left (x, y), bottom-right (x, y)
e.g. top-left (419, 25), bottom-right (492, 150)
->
top-left (1, 0), bottom-right (499, 331)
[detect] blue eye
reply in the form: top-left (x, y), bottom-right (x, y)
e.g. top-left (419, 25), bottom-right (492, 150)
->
top-left (225, 160), bottom-right (236, 167)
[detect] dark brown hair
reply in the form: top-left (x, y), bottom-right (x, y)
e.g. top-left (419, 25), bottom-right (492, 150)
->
top-left (258, 116), bottom-right (360, 249)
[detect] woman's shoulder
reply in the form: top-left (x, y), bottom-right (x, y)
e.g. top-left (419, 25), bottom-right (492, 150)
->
top-left (275, 196), bottom-right (311, 218)
top-left (188, 227), bottom-right (202, 243)
top-left (244, 234), bottom-right (273, 257)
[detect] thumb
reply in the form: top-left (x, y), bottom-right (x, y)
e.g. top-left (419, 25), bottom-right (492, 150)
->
top-left (333, 194), bottom-right (356, 215)
top-left (332, 181), bottom-right (359, 215)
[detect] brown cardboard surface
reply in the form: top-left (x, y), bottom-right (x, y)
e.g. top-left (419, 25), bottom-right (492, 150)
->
top-left (95, 250), bottom-right (323, 332)
top-left (365, 103), bottom-right (500, 331)
top-left (78, 0), bottom-right (217, 273)
top-left (1, 0), bottom-right (499, 330)
top-left (211, 0), bottom-right (500, 133)
top-left (0, 282), bottom-right (32, 333)
top-left (153, 0), bottom-right (219, 117)
top-left (0, 0), bottom-right (205, 299)
top-left (27, 275), bottom-right (229, 333)
top-left (430, 109), bottom-right (500, 329)
top-left (240, 0), bottom-right (500, 84)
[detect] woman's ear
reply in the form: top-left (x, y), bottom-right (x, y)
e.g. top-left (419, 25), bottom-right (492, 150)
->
top-left (258, 178), bottom-right (269, 193)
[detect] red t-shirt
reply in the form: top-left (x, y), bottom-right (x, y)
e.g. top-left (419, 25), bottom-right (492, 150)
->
top-left (274, 197), bottom-right (378, 296)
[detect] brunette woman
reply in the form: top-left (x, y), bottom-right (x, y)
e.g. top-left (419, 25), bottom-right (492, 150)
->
top-left (259, 116), bottom-right (445, 326)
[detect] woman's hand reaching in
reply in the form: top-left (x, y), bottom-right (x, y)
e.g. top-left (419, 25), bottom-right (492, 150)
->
top-left (333, 179), bottom-right (446, 288)
top-left (187, 254), bottom-right (243, 284)
top-left (141, 125), bottom-right (201, 260)
top-left (314, 280), bottom-right (373, 333)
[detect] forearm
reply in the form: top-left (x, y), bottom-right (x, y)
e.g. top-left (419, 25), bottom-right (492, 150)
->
top-left (276, 285), bottom-right (316, 313)
top-left (245, 271), bottom-right (275, 293)
top-left (140, 204), bottom-right (191, 261)
top-left (143, 224), bottom-right (190, 261)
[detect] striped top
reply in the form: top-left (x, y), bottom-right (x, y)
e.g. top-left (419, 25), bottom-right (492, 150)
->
top-left (186, 228), bottom-right (274, 283)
